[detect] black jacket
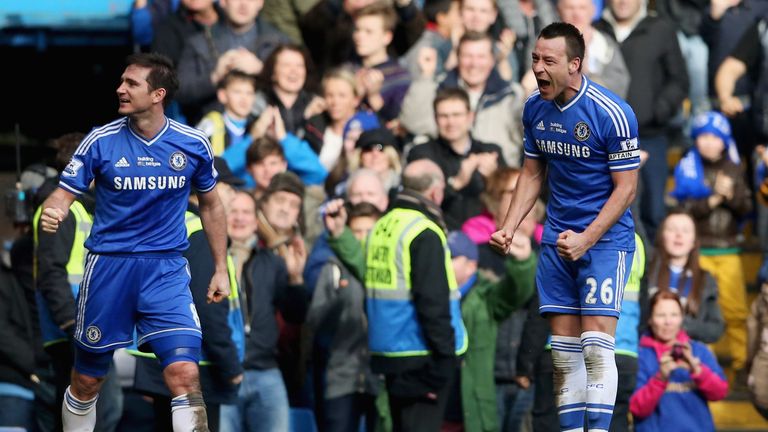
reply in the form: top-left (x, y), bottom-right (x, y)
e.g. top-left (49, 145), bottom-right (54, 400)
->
top-left (151, 2), bottom-right (225, 65)
top-left (407, 137), bottom-right (506, 230)
top-left (370, 194), bottom-right (458, 398)
top-left (0, 265), bottom-right (36, 389)
top-left (241, 246), bottom-right (308, 371)
top-left (595, 14), bottom-right (689, 136)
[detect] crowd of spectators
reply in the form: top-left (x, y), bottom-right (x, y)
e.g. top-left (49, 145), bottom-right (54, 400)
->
top-left (3, 0), bottom-right (768, 430)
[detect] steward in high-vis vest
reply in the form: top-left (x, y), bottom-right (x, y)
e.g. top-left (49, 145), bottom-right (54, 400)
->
top-left (364, 159), bottom-right (467, 431)
top-left (129, 207), bottom-right (245, 430)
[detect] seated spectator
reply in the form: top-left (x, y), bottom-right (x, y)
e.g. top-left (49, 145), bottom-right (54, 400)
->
top-left (253, 43), bottom-right (323, 138)
top-left (557, 0), bottom-right (630, 98)
top-left (407, 87), bottom-right (505, 229)
top-left (177, 0), bottom-right (288, 124)
top-left (670, 111), bottom-right (752, 379)
top-left (305, 68), bottom-right (378, 187)
top-left (306, 201), bottom-right (384, 432)
top-left (197, 70), bottom-right (257, 156)
top-left (300, 0), bottom-right (426, 73)
top-left (221, 107), bottom-right (326, 189)
top-left (349, 2), bottom-right (411, 123)
top-left (348, 128), bottom-right (402, 194)
top-left (400, 0), bottom-right (462, 80)
top-left (400, 31), bottom-right (525, 167)
top-left (246, 136), bottom-right (288, 199)
top-left (644, 210), bottom-right (725, 344)
top-left (748, 279), bottom-right (768, 420)
top-left (220, 190), bottom-right (308, 432)
top-left (630, 291), bottom-right (728, 431)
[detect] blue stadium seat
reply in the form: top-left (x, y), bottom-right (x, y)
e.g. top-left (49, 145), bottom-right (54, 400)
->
top-left (290, 407), bottom-right (318, 432)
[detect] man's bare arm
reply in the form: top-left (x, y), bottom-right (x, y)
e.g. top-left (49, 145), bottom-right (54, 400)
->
top-left (40, 188), bottom-right (77, 233)
top-left (197, 188), bottom-right (230, 303)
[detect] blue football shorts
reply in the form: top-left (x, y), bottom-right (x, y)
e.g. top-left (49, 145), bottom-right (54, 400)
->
top-left (73, 253), bottom-right (202, 352)
top-left (536, 244), bottom-right (634, 317)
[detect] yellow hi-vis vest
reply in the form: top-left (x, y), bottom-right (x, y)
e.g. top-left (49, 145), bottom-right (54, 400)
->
top-left (127, 211), bottom-right (245, 364)
top-left (365, 208), bottom-right (468, 357)
top-left (32, 201), bottom-right (93, 346)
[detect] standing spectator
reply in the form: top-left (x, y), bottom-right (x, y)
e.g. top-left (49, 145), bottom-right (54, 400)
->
top-left (307, 201), bottom-right (384, 432)
top-left (197, 69), bottom-right (258, 156)
top-left (151, 0), bottom-right (221, 66)
top-left (245, 136), bottom-right (289, 199)
top-left (348, 128), bottom-right (403, 194)
top-left (747, 280), bottom-right (768, 420)
top-left (496, 0), bottom-right (559, 84)
top-left (300, 0), bottom-right (426, 74)
top-left (0, 263), bottom-right (37, 431)
top-left (656, 0), bottom-right (712, 117)
top-left (407, 87), bottom-right (505, 229)
top-left (220, 190), bottom-right (309, 432)
top-left (670, 111), bottom-right (752, 385)
top-left (305, 68), bottom-right (377, 187)
top-left (557, 0), bottom-right (630, 98)
top-left (335, 159), bottom-right (467, 431)
top-left (253, 43), bottom-right (322, 139)
top-left (400, 0), bottom-right (463, 80)
top-left (400, 31), bottom-right (526, 167)
top-left (326, 199), bottom-right (536, 432)
top-left (595, 0), bottom-right (690, 241)
top-left (261, 0), bottom-right (322, 44)
top-left (350, 2), bottom-right (412, 122)
top-left (177, 0), bottom-right (289, 124)
top-left (644, 210), bottom-right (725, 344)
top-left (131, 0), bottom-right (177, 48)
top-left (630, 291), bottom-right (728, 431)
top-left (131, 159), bottom-right (245, 432)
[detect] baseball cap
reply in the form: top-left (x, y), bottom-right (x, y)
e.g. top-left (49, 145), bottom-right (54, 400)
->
top-left (447, 231), bottom-right (479, 261)
top-left (214, 157), bottom-right (245, 187)
top-left (356, 128), bottom-right (398, 151)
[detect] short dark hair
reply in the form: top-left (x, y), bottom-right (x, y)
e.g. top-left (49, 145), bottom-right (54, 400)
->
top-left (125, 52), bottom-right (179, 107)
top-left (246, 136), bottom-right (286, 166)
top-left (433, 87), bottom-right (471, 113)
top-left (423, 0), bottom-right (456, 22)
top-left (353, 1), bottom-right (398, 32)
top-left (217, 69), bottom-right (257, 91)
top-left (348, 201), bottom-right (382, 222)
top-left (538, 22), bottom-right (586, 71)
top-left (457, 31), bottom-right (494, 56)
top-left (52, 132), bottom-right (86, 172)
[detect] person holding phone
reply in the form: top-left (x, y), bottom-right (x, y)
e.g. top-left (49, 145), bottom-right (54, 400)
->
top-left (629, 290), bottom-right (729, 431)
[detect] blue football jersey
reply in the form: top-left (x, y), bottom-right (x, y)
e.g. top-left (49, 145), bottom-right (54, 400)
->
top-left (523, 76), bottom-right (639, 251)
top-left (59, 117), bottom-right (217, 254)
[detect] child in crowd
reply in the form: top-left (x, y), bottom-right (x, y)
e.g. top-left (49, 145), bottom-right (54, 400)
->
top-left (670, 111), bottom-right (752, 381)
top-left (197, 70), bottom-right (257, 155)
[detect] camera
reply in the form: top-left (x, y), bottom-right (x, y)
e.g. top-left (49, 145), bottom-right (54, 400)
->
top-left (671, 343), bottom-right (685, 361)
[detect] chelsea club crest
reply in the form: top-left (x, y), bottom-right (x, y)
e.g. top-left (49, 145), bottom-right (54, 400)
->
top-left (574, 121), bottom-right (591, 142)
top-left (86, 325), bottom-right (102, 343)
top-left (169, 151), bottom-right (187, 171)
